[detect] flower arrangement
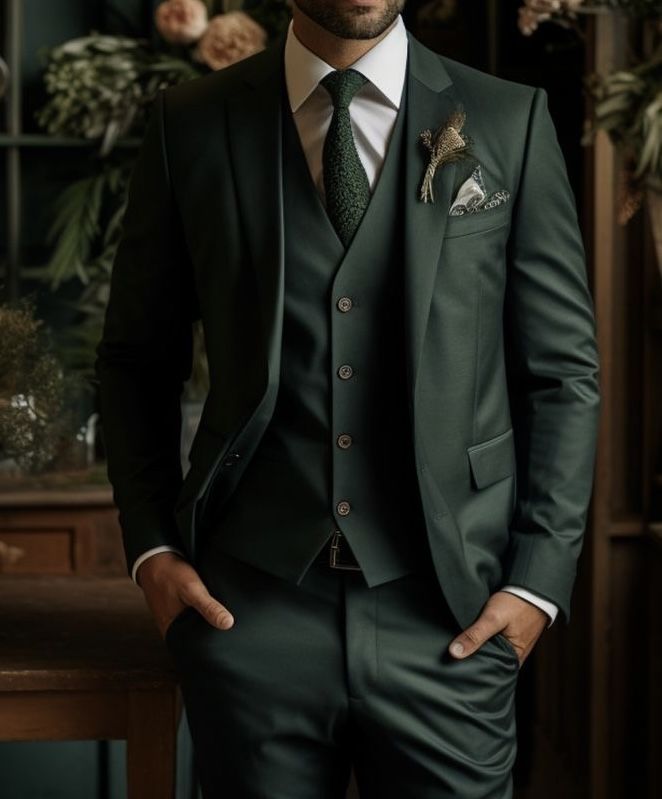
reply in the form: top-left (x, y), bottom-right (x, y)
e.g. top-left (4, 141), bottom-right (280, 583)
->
top-left (517, 0), bottom-right (583, 36)
top-left (517, 0), bottom-right (660, 37)
top-left (37, 0), bottom-right (290, 154)
top-left (0, 300), bottom-right (84, 474)
top-left (34, 0), bottom-right (291, 396)
top-left (155, 0), bottom-right (210, 45)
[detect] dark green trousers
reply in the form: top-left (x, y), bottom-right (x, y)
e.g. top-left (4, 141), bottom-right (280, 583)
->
top-left (165, 540), bottom-right (519, 798)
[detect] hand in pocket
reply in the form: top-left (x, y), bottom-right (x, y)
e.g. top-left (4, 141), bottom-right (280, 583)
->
top-left (136, 551), bottom-right (234, 639)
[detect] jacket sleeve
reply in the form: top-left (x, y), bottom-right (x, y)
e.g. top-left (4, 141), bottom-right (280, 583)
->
top-left (94, 88), bottom-right (200, 578)
top-left (502, 86), bottom-right (601, 623)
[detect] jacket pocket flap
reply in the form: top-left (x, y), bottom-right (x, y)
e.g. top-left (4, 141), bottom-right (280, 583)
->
top-left (467, 427), bottom-right (515, 489)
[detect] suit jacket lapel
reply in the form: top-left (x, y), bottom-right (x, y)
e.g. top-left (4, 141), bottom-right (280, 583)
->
top-left (226, 36), bottom-right (287, 388)
top-left (404, 34), bottom-right (460, 401)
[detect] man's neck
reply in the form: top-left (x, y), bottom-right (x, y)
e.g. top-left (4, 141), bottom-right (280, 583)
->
top-left (291, 8), bottom-right (396, 70)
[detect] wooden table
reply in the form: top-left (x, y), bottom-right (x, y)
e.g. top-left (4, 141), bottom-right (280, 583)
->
top-left (0, 576), bottom-right (181, 798)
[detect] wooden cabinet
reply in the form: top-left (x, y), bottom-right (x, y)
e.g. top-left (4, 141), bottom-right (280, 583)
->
top-left (0, 481), bottom-right (126, 577)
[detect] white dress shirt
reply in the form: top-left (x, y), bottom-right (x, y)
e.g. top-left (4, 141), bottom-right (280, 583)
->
top-left (133, 16), bottom-right (558, 627)
top-left (285, 15), bottom-right (408, 199)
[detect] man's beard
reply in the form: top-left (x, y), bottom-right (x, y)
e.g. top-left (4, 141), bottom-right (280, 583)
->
top-left (293, 0), bottom-right (406, 40)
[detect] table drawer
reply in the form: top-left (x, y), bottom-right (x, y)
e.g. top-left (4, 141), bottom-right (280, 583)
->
top-left (0, 531), bottom-right (73, 574)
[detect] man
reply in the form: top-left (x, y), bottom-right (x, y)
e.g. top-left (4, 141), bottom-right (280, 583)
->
top-left (95, 1), bottom-right (601, 796)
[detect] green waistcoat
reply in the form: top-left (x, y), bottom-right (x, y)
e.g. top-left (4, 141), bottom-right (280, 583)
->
top-left (202, 78), bottom-right (430, 584)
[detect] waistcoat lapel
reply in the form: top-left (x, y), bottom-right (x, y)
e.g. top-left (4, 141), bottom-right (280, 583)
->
top-left (403, 35), bottom-right (460, 400)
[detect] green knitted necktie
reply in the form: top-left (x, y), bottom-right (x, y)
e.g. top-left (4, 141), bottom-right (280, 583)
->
top-left (320, 69), bottom-right (371, 247)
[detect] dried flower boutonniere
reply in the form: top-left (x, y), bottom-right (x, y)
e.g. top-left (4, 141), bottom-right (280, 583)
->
top-left (419, 108), bottom-right (473, 203)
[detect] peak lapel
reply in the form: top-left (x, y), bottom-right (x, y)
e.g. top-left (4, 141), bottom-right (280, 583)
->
top-left (404, 35), bottom-right (460, 401)
top-left (226, 37), bottom-right (286, 388)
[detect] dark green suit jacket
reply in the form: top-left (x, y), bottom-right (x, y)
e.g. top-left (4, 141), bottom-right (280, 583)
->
top-left (95, 31), bottom-right (601, 630)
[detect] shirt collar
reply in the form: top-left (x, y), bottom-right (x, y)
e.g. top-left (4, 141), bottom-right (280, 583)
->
top-left (284, 14), bottom-right (408, 113)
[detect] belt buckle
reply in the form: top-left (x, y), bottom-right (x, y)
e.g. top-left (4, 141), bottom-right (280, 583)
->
top-left (329, 530), bottom-right (362, 571)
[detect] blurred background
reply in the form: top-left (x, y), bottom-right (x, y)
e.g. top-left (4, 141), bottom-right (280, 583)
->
top-left (0, 1), bottom-right (660, 797)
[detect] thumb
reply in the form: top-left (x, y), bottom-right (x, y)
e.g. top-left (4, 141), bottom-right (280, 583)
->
top-left (449, 615), bottom-right (500, 660)
top-left (183, 582), bottom-right (234, 631)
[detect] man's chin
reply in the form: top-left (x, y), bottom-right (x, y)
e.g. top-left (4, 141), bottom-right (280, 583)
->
top-left (294, 0), bottom-right (402, 41)
top-left (334, 16), bottom-right (393, 40)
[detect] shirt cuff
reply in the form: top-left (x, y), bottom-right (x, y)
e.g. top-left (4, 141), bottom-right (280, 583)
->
top-left (131, 546), bottom-right (187, 585)
top-left (501, 585), bottom-right (558, 628)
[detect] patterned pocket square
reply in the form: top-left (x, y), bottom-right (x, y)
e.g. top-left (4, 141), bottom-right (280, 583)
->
top-left (449, 164), bottom-right (510, 216)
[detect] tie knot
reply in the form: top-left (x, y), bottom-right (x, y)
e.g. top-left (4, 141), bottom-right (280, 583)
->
top-left (321, 69), bottom-right (368, 110)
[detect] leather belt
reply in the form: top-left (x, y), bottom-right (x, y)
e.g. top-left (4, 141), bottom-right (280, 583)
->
top-left (316, 530), bottom-right (362, 571)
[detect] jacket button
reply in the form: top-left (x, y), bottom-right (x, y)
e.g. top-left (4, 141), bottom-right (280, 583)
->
top-left (337, 364), bottom-right (354, 380)
top-left (337, 296), bottom-right (353, 313)
top-left (223, 452), bottom-right (241, 467)
top-left (336, 500), bottom-right (351, 516)
top-left (337, 434), bottom-right (353, 449)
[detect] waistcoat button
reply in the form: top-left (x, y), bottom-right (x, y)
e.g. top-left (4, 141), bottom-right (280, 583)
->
top-left (337, 434), bottom-right (353, 449)
top-left (337, 364), bottom-right (354, 380)
top-left (336, 500), bottom-right (351, 516)
top-left (337, 296), bottom-right (353, 313)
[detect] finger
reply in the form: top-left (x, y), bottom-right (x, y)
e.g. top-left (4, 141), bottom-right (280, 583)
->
top-left (180, 581), bottom-right (234, 630)
top-left (449, 615), bottom-right (501, 659)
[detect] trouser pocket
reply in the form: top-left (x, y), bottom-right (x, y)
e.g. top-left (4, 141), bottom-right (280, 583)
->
top-left (493, 632), bottom-right (521, 669)
top-left (164, 606), bottom-right (199, 646)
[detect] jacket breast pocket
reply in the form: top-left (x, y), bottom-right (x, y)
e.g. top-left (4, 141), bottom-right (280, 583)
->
top-left (443, 202), bottom-right (511, 239)
top-left (466, 427), bottom-right (515, 490)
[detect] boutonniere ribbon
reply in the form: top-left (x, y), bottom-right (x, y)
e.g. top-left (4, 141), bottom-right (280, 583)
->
top-left (419, 109), bottom-right (473, 204)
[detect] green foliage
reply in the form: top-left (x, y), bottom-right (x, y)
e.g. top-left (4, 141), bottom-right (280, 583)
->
top-left (596, 0), bottom-right (662, 15)
top-left (43, 161), bottom-right (131, 290)
top-left (48, 162), bottom-right (131, 378)
top-left (36, 34), bottom-right (203, 155)
top-left (585, 45), bottom-right (662, 193)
